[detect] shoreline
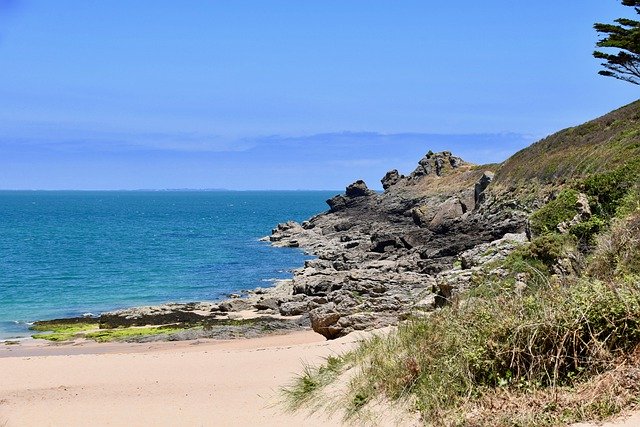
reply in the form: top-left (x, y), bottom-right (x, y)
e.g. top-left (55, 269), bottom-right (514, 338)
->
top-left (0, 328), bottom-right (327, 358)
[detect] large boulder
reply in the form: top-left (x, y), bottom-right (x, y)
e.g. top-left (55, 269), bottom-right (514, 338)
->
top-left (218, 299), bottom-right (251, 313)
top-left (326, 194), bottom-right (349, 212)
top-left (428, 197), bottom-right (465, 231)
top-left (327, 180), bottom-right (375, 211)
top-left (309, 303), bottom-right (342, 339)
top-left (279, 300), bottom-right (309, 316)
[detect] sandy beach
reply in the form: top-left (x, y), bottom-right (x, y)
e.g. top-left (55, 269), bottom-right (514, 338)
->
top-left (0, 331), bottom-right (361, 427)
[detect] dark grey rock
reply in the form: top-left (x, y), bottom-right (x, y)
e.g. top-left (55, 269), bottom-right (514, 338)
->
top-left (381, 169), bottom-right (402, 190)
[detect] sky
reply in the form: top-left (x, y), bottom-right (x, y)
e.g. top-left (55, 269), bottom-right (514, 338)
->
top-left (0, 1), bottom-right (637, 190)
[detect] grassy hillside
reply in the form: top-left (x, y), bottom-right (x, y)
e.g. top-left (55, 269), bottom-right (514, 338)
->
top-left (493, 100), bottom-right (640, 194)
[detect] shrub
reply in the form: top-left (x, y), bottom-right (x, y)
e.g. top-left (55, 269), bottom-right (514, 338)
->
top-left (579, 160), bottom-right (640, 217)
top-left (529, 189), bottom-right (580, 236)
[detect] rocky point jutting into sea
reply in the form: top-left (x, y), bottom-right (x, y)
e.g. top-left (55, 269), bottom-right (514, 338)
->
top-left (38, 150), bottom-right (530, 341)
top-left (31, 100), bottom-right (640, 342)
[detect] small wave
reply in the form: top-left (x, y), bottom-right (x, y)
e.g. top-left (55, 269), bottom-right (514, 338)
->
top-left (260, 278), bottom-right (278, 283)
top-left (11, 320), bottom-right (34, 326)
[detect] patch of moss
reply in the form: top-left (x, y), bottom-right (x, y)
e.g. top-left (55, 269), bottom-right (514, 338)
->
top-left (31, 322), bottom-right (100, 342)
top-left (84, 326), bottom-right (190, 342)
top-left (30, 321), bottom-right (194, 342)
top-left (30, 321), bottom-right (98, 333)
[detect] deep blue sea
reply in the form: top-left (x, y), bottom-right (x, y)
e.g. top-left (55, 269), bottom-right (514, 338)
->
top-left (0, 191), bottom-right (334, 340)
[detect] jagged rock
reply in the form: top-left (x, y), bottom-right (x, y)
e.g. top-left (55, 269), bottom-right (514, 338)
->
top-left (345, 180), bottom-right (375, 198)
top-left (309, 303), bottom-right (342, 339)
top-left (326, 180), bottom-right (375, 212)
top-left (411, 205), bottom-right (432, 227)
top-left (428, 197), bottom-right (465, 231)
top-left (334, 220), bottom-right (355, 231)
top-left (410, 151), bottom-right (467, 179)
top-left (370, 232), bottom-right (402, 253)
top-left (414, 293), bottom-right (437, 311)
top-left (381, 169), bottom-right (402, 190)
top-left (474, 171), bottom-right (495, 205)
top-left (459, 233), bottom-right (527, 269)
top-left (326, 194), bottom-right (349, 212)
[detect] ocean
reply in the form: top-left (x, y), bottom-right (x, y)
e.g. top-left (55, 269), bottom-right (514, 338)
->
top-left (0, 190), bottom-right (335, 340)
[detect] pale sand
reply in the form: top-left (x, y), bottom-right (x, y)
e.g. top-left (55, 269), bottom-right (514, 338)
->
top-left (2, 332), bottom-right (638, 427)
top-left (0, 331), bottom-right (360, 427)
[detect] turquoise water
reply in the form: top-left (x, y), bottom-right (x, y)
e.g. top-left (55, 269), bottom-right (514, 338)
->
top-left (0, 191), bottom-right (334, 340)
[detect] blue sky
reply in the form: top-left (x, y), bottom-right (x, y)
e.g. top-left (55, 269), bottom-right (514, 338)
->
top-left (0, 1), bottom-right (637, 190)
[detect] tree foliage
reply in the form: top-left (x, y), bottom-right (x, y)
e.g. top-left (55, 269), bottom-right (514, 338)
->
top-left (594, 0), bottom-right (640, 85)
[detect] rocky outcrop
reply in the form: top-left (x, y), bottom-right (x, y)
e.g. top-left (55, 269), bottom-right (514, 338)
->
top-left (326, 180), bottom-right (376, 212)
top-left (381, 170), bottom-right (402, 190)
top-left (99, 302), bottom-right (220, 328)
top-left (266, 151), bottom-right (528, 338)
top-left (409, 151), bottom-right (467, 179)
top-left (474, 171), bottom-right (494, 204)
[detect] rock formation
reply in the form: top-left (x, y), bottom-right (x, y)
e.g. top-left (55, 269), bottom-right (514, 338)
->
top-left (268, 151), bottom-right (528, 338)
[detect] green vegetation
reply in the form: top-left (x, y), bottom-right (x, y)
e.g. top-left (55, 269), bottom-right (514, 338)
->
top-left (594, 0), bottom-right (640, 85)
top-left (492, 101), bottom-right (640, 199)
top-left (529, 189), bottom-right (579, 235)
top-left (513, 233), bottom-right (577, 273)
top-left (30, 322), bottom-right (100, 342)
top-left (30, 321), bottom-right (191, 342)
top-left (84, 326), bottom-right (188, 342)
top-left (527, 159), bottom-right (640, 252)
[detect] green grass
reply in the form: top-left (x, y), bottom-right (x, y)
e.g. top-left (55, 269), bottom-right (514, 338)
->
top-left (281, 355), bottom-right (349, 416)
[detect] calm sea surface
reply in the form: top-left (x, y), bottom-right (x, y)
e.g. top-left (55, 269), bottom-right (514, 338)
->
top-left (0, 191), bottom-right (334, 339)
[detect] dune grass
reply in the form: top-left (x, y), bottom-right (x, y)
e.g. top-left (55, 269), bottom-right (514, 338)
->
top-left (283, 273), bottom-right (640, 426)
